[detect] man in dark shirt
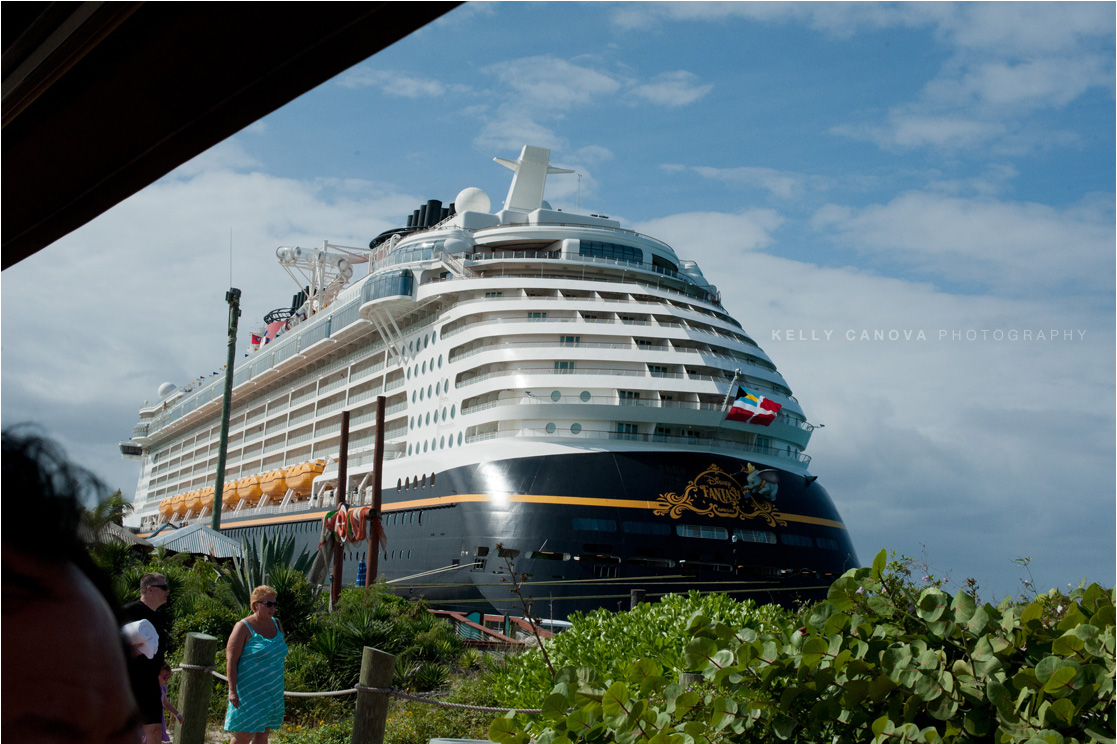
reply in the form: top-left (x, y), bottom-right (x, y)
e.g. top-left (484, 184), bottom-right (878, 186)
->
top-left (121, 572), bottom-right (172, 744)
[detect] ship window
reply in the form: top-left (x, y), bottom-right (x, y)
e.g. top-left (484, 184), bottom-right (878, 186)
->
top-left (406, 368), bottom-right (411, 379)
top-left (579, 391), bottom-right (591, 402)
top-left (677, 524), bottom-right (728, 540)
top-left (573, 518), bottom-right (616, 532)
top-left (424, 335), bottom-right (429, 349)
top-left (421, 475), bottom-right (427, 489)
top-left (430, 473), bottom-right (435, 487)
top-left (411, 391), bottom-right (416, 403)
top-left (733, 529), bottom-right (777, 545)
top-left (484, 291), bottom-right (503, 297)
top-left (419, 388), bottom-right (424, 401)
top-left (615, 423), bottom-right (638, 439)
top-left (570, 423), bottom-right (582, 435)
top-left (530, 551), bottom-right (570, 561)
top-left (560, 336), bottom-right (581, 346)
top-left (423, 441), bottom-right (428, 453)
top-left (428, 385), bottom-right (433, 398)
top-left (440, 436), bottom-right (445, 448)
top-left (817, 537), bottom-right (839, 550)
top-left (457, 432), bottom-right (462, 445)
top-left (545, 423), bottom-right (556, 434)
top-left (623, 521), bottom-right (671, 536)
top-left (781, 533), bottom-right (814, 548)
top-left (438, 355), bottom-right (443, 368)
top-left (551, 390), bottom-right (561, 402)
top-left (436, 382), bottom-right (441, 395)
top-left (472, 558), bottom-right (486, 571)
top-left (396, 479), bottom-right (402, 492)
top-left (580, 241), bottom-right (643, 264)
top-left (442, 408), bottom-right (447, 421)
top-left (528, 312), bottom-right (547, 320)
top-left (555, 361), bottom-right (575, 373)
top-left (422, 361), bottom-right (427, 374)
top-left (425, 412), bottom-right (431, 425)
top-left (648, 365), bottom-right (668, 377)
top-left (593, 564), bottom-right (620, 578)
top-left (619, 390), bottom-right (640, 404)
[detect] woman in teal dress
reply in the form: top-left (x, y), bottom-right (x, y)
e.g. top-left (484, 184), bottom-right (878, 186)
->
top-left (225, 585), bottom-right (290, 743)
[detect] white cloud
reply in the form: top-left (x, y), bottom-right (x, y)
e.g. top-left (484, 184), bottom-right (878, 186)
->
top-left (635, 209), bottom-right (785, 254)
top-left (811, 191), bottom-right (1115, 297)
top-left (472, 109), bottom-right (564, 154)
top-left (629, 70), bottom-right (713, 107)
top-left (483, 56), bottom-right (621, 110)
top-left (833, 113), bottom-right (1007, 151)
top-left (683, 165), bottom-right (810, 199)
top-left (924, 55), bottom-right (1113, 111)
top-left (336, 68), bottom-right (468, 97)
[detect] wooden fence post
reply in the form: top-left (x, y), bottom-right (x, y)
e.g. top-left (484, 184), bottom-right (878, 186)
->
top-left (176, 632), bottom-right (218, 744)
top-left (630, 589), bottom-right (646, 609)
top-left (352, 647), bottom-right (395, 744)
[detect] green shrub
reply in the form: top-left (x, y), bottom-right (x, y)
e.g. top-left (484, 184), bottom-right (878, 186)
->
top-left (489, 552), bottom-right (1116, 744)
top-left (488, 590), bottom-right (787, 709)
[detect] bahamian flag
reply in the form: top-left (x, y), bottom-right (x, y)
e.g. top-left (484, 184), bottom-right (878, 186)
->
top-left (726, 386), bottom-right (782, 426)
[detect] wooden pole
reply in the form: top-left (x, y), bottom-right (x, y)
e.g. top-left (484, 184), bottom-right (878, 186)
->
top-left (352, 646), bottom-right (395, 744)
top-left (332, 409), bottom-right (351, 609)
top-left (366, 395), bottom-right (385, 592)
top-left (176, 632), bottom-right (218, 744)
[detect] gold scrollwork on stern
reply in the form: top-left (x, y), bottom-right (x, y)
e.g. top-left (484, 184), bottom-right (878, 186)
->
top-left (653, 463), bottom-right (786, 527)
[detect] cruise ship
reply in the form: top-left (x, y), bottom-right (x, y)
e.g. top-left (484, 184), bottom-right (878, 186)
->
top-left (124, 146), bottom-right (858, 618)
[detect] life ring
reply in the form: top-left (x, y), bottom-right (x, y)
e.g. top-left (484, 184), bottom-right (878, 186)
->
top-left (350, 506), bottom-right (370, 541)
top-left (334, 504), bottom-right (349, 543)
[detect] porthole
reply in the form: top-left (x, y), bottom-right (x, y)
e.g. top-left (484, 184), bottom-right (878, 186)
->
top-left (424, 335), bottom-right (429, 349)
top-left (409, 417), bottom-right (414, 430)
top-left (408, 549), bottom-right (413, 559)
top-left (396, 478), bottom-right (402, 492)
top-left (458, 432), bottom-right (463, 445)
top-left (428, 384), bottom-right (433, 398)
top-left (406, 368), bottom-right (411, 379)
top-left (422, 361), bottom-right (427, 374)
top-left (423, 441), bottom-right (428, 453)
top-left (404, 477), bottom-right (410, 490)
top-left (425, 412), bottom-right (431, 425)
top-left (551, 390), bottom-right (561, 402)
top-left (431, 473), bottom-right (436, 487)
top-left (571, 423), bottom-right (582, 435)
top-left (450, 404), bottom-right (456, 419)
top-left (580, 391), bottom-right (591, 402)
top-left (442, 408), bottom-right (447, 421)
top-left (430, 438), bottom-right (436, 451)
top-left (440, 436), bottom-right (445, 448)
top-left (445, 378), bottom-right (450, 390)
top-left (407, 444), bottom-right (412, 456)
top-left (545, 422), bottom-right (556, 434)
top-left (421, 475), bottom-right (427, 489)
top-left (438, 355), bottom-right (443, 368)
top-left (436, 382), bottom-right (441, 395)
top-left (409, 341), bottom-right (414, 353)
top-left (411, 391), bottom-right (416, 403)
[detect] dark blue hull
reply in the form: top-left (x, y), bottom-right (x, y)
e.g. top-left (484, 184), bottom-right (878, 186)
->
top-left (220, 450), bottom-right (858, 618)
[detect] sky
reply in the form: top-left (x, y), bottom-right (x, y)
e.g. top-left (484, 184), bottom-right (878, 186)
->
top-left (3, 1), bottom-right (1114, 601)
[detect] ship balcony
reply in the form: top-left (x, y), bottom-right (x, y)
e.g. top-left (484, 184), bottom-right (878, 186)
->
top-left (463, 426), bottom-right (810, 468)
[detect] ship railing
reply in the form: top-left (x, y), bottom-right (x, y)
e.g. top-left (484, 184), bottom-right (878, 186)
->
top-left (463, 427), bottom-right (810, 465)
top-left (347, 386), bottom-right (385, 405)
top-left (455, 366), bottom-right (796, 401)
top-left (448, 338), bottom-right (774, 371)
top-left (459, 397), bottom-right (811, 430)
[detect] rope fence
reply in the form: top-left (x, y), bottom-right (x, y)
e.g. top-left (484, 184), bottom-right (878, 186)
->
top-left (175, 663), bottom-right (542, 713)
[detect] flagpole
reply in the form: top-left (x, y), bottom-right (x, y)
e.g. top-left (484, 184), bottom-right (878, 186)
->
top-left (721, 368), bottom-right (741, 410)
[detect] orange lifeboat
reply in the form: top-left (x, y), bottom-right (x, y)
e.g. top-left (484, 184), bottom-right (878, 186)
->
top-left (237, 474), bottom-right (262, 506)
top-left (259, 468), bottom-right (288, 499)
top-left (159, 498), bottom-right (174, 520)
top-left (199, 485), bottom-right (216, 509)
top-left (170, 492), bottom-right (187, 517)
top-left (184, 489), bottom-right (202, 513)
top-left (221, 479), bottom-right (242, 508)
top-left (285, 460), bottom-right (326, 498)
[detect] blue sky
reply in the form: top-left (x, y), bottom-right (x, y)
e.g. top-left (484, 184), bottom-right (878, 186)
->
top-left (3, 2), bottom-right (1114, 600)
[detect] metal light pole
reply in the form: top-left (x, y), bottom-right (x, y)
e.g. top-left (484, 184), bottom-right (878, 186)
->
top-left (212, 288), bottom-right (241, 530)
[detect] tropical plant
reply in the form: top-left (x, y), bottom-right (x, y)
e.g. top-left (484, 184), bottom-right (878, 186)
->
top-left (489, 551), bottom-right (1116, 744)
top-left (215, 532), bottom-right (316, 611)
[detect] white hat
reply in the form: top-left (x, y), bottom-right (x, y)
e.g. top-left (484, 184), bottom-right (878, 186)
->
top-left (123, 619), bottom-right (159, 659)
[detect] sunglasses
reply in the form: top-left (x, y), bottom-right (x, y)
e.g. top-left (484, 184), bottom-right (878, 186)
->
top-left (150, 584), bottom-right (169, 591)
top-left (261, 600), bottom-right (277, 608)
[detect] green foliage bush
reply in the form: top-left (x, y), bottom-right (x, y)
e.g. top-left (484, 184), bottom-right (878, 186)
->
top-left (489, 551), bottom-right (1116, 744)
top-left (488, 591), bottom-right (786, 709)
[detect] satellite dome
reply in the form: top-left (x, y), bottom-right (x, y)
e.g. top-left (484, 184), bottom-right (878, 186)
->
top-left (157, 382), bottom-right (176, 398)
top-left (455, 187), bottom-right (491, 214)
